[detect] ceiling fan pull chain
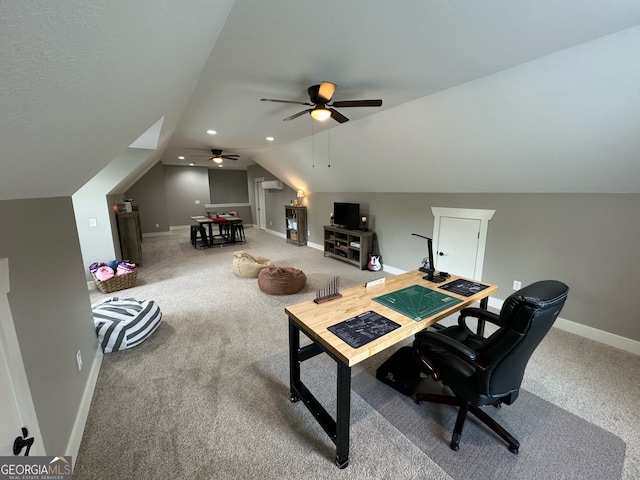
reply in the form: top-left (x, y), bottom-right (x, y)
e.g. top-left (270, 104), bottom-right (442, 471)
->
top-left (311, 118), bottom-right (315, 168)
top-left (328, 126), bottom-right (331, 168)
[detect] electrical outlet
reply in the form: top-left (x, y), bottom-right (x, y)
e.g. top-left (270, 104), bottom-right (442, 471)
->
top-left (195, 200), bottom-right (200, 204)
top-left (513, 280), bottom-right (522, 290)
top-left (88, 218), bottom-right (97, 227)
top-left (76, 350), bottom-right (83, 371)
top-left (155, 223), bottom-right (160, 228)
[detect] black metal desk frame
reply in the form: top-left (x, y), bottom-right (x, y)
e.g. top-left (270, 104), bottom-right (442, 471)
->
top-left (288, 317), bottom-right (351, 469)
top-left (288, 296), bottom-right (490, 469)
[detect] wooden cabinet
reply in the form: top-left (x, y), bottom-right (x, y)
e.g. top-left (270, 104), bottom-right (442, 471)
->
top-left (285, 206), bottom-right (307, 246)
top-left (117, 212), bottom-right (143, 265)
top-left (323, 225), bottom-right (373, 269)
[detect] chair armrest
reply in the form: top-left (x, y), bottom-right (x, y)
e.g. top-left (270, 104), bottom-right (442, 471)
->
top-left (414, 331), bottom-right (489, 372)
top-left (458, 307), bottom-right (500, 329)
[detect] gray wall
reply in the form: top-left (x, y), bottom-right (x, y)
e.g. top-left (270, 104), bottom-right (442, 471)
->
top-left (209, 169), bottom-right (249, 203)
top-left (301, 192), bottom-right (640, 342)
top-left (125, 162), bottom-right (170, 234)
top-left (162, 165), bottom-right (211, 226)
top-left (0, 197), bottom-right (99, 454)
top-left (127, 163), bottom-right (253, 231)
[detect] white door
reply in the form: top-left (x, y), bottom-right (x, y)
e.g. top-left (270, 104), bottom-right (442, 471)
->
top-left (0, 258), bottom-right (43, 456)
top-left (254, 178), bottom-right (267, 230)
top-left (435, 217), bottom-right (480, 279)
top-left (432, 207), bottom-right (495, 281)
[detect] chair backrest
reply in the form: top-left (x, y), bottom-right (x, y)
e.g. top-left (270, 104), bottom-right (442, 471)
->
top-left (476, 280), bottom-right (569, 401)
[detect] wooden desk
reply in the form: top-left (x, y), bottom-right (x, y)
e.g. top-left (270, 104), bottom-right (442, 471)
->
top-left (190, 215), bottom-right (243, 246)
top-left (285, 270), bottom-right (498, 468)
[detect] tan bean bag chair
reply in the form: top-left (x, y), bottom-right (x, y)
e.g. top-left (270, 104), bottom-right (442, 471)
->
top-left (233, 251), bottom-right (273, 278)
top-left (258, 266), bottom-right (307, 295)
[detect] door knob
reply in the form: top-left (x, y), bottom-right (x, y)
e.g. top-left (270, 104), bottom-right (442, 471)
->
top-left (13, 427), bottom-right (34, 456)
top-left (438, 251), bottom-right (447, 256)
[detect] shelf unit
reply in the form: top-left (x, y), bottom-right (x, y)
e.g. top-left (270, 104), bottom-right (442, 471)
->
top-left (323, 225), bottom-right (373, 269)
top-left (117, 211), bottom-right (143, 265)
top-left (285, 206), bottom-right (307, 246)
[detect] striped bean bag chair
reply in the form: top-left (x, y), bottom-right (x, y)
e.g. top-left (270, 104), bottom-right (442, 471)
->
top-left (92, 297), bottom-right (162, 353)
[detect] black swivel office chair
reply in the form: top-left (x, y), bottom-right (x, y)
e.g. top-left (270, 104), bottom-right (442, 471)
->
top-left (413, 280), bottom-right (569, 453)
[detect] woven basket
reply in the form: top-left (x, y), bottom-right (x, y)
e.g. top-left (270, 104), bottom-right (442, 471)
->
top-left (92, 270), bottom-right (137, 294)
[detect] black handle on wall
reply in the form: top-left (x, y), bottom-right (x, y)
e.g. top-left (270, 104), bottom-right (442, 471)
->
top-left (13, 427), bottom-right (34, 456)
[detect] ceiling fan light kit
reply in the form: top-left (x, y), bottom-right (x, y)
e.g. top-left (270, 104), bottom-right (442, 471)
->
top-left (311, 108), bottom-right (331, 121)
top-left (190, 148), bottom-right (239, 165)
top-left (261, 81), bottom-right (382, 123)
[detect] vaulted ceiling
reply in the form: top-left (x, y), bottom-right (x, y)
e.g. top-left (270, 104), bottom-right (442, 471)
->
top-left (2, 1), bottom-right (639, 201)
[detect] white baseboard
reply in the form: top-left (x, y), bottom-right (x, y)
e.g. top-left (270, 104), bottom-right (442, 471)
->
top-left (487, 297), bottom-right (640, 356)
top-left (67, 345), bottom-right (103, 467)
top-left (553, 317), bottom-right (640, 355)
top-left (267, 228), bottom-right (285, 239)
top-left (143, 231), bottom-right (173, 238)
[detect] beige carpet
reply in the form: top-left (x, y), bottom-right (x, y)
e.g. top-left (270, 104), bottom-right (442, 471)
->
top-left (352, 368), bottom-right (625, 479)
top-left (73, 226), bottom-right (640, 479)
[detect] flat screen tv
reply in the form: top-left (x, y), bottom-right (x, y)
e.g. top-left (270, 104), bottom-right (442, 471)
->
top-left (334, 202), bottom-right (360, 230)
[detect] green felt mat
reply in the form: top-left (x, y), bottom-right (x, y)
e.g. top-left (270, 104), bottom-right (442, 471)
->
top-left (372, 284), bottom-right (462, 321)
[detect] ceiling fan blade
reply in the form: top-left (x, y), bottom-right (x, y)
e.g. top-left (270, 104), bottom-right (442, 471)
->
top-left (329, 108), bottom-right (349, 123)
top-left (317, 81), bottom-right (336, 103)
top-left (331, 99), bottom-right (383, 108)
top-left (221, 155), bottom-right (239, 160)
top-left (283, 109), bottom-right (312, 121)
top-left (261, 98), bottom-right (314, 106)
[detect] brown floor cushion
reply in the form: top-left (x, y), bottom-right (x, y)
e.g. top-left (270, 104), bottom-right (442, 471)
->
top-left (258, 266), bottom-right (306, 295)
top-left (233, 251), bottom-right (273, 278)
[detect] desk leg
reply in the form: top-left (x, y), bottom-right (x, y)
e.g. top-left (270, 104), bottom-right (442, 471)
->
top-left (335, 361), bottom-right (351, 469)
top-left (288, 317), bottom-right (351, 469)
top-left (288, 319), bottom-right (301, 403)
top-left (477, 297), bottom-right (489, 337)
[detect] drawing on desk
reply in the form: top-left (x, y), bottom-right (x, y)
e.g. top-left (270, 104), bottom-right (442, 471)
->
top-left (438, 278), bottom-right (490, 297)
top-left (327, 311), bottom-right (400, 349)
top-left (372, 284), bottom-right (463, 321)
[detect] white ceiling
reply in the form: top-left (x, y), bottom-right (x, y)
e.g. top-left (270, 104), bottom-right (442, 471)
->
top-left (2, 0), bottom-right (639, 200)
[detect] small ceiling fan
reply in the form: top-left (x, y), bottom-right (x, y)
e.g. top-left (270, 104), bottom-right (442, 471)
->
top-left (261, 81), bottom-right (382, 123)
top-left (191, 149), bottom-right (239, 164)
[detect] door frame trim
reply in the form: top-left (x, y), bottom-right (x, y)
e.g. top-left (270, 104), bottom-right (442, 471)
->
top-left (431, 207), bottom-right (495, 280)
top-left (0, 258), bottom-right (44, 456)
top-left (254, 177), bottom-right (266, 230)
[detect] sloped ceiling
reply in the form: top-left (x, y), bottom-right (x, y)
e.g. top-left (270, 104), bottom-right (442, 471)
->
top-left (0, 0), bottom-right (235, 201)
top-left (2, 1), bottom-right (639, 200)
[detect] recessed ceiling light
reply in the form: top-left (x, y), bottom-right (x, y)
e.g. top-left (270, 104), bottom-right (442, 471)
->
top-left (189, 162), bottom-right (195, 166)
top-left (266, 136), bottom-right (275, 142)
top-left (178, 156), bottom-right (185, 160)
top-left (218, 164), bottom-right (223, 168)
top-left (206, 129), bottom-right (217, 135)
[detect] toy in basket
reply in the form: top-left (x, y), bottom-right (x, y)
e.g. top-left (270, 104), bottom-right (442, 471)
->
top-left (90, 261), bottom-right (137, 294)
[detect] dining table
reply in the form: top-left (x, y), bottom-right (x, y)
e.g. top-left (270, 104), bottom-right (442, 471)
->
top-left (190, 214), bottom-right (244, 247)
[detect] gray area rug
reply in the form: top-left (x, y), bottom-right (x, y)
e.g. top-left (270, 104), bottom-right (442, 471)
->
top-left (352, 368), bottom-right (626, 480)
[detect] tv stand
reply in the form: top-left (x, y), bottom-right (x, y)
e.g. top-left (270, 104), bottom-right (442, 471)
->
top-left (323, 225), bottom-right (373, 270)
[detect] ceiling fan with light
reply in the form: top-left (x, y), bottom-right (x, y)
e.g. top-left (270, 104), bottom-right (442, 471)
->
top-left (260, 81), bottom-right (382, 123)
top-left (191, 149), bottom-right (239, 164)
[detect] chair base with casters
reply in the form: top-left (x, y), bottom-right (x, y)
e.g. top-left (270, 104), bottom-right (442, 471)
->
top-left (413, 280), bottom-right (569, 454)
top-left (414, 391), bottom-right (519, 453)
